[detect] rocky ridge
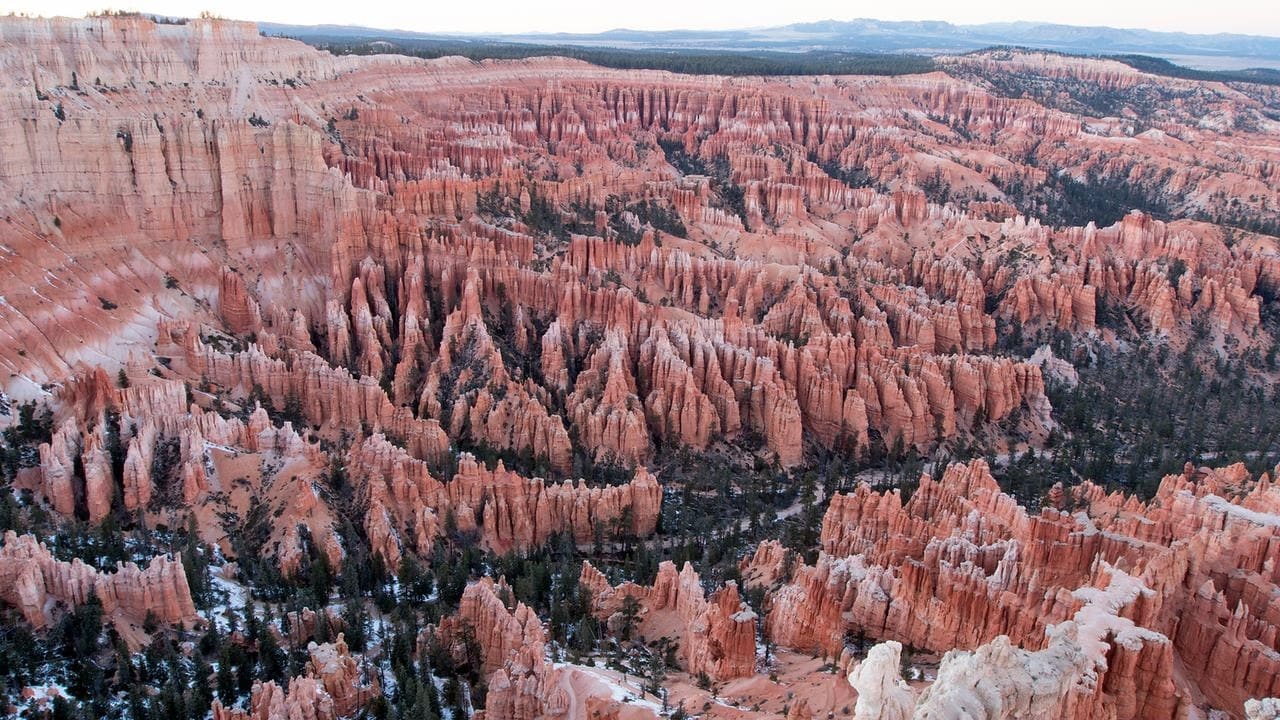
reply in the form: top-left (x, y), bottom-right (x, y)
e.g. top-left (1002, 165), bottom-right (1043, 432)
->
top-left (744, 460), bottom-right (1280, 717)
top-left (0, 530), bottom-right (199, 642)
top-left (0, 13), bottom-right (1278, 720)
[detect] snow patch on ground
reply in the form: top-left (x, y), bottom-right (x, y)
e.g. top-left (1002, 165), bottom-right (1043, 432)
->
top-left (553, 662), bottom-right (665, 713)
top-left (1069, 564), bottom-right (1168, 660)
top-left (10, 682), bottom-right (72, 717)
top-left (206, 566), bottom-right (252, 632)
top-left (1201, 494), bottom-right (1280, 528)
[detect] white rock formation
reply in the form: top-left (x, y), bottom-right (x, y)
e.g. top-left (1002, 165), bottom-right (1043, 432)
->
top-left (913, 629), bottom-right (1089, 719)
top-left (1247, 698), bottom-right (1280, 720)
top-left (848, 640), bottom-right (914, 720)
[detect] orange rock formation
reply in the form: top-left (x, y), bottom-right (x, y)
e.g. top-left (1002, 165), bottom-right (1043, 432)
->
top-left (581, 560), bottom-right (758, 681)
top-left (0, 531), bottom-right (199, 636)
top-left (438, 578), bottom-right (661, 720)
top-left (211, 635), bottom-right (378, 720)
top-left (2, 14), bottom-right (1279, 720)
top-left (347, 435), bottom-right (662, 566)
top-left (744, 460), bottom-right (1280, 718)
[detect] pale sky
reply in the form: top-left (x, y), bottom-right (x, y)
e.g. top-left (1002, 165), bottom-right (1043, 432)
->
top-left (3, 0), bottom-right (1278, 37)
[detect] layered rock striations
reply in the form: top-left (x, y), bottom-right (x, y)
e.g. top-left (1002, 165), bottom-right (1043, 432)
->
top-left (745, 460), bottom-right (1280, 718)
top-left (8, 14), bottom-right (1274, 481)
top-left (1, 15), bottom-right (1279, 720)
top-left (0, 530), bottom-right (198, 634)
top-left (580, 560), bottom-right (758, 681)
top-left (346, 434), bottom-right (662, 566)
top-left (437, 577), bottom-right (660, 720)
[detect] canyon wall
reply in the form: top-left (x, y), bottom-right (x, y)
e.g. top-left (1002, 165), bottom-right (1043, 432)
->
top-left (0, 530), bottom-right (198, 636)
top-left (581, 559), bottom-right (758, 681)
top-left (745, 460), bottom-right (1280, 718)
top-left (6, 16), bottom-right (1273, 484)
top-left (1, 15), bottom-right (1279, 720)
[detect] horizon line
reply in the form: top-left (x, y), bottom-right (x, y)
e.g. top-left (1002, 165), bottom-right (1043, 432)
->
top-left (10, 10), bottom-right (1280, 44)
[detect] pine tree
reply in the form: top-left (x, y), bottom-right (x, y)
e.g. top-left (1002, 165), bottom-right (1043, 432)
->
top-left (217, 646), bottom-right (237, 702)
top-left (182, 515), bottom-right (211, 608)
top-left (258, 627), bottom-right (287, 683)
top-left (342, 570), bottom-right (370, 651)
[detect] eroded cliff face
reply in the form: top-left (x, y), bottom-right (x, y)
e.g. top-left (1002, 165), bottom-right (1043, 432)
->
top-left (4, 15), bottom-right (1276, 484)
top-left (581, 559), bottom-right (758, 681)
top-left (347, 434), bottom-right (662, 566)
top-left (745, 460), bottom-right (1280, 718)
top-left (13, 16), bottom-right (1276, 477)
top-left (436, 578), bottom-right (661, 720)
top-left (14, 348), bottom-right (661, 576)
top-left (3, 14), bottom-right (1280, 720)
top-left (0, 530), bottom-right (198, 643)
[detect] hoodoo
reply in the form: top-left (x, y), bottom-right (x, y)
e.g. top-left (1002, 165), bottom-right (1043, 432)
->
top-left (0, 10), bottom-right (1278, 720)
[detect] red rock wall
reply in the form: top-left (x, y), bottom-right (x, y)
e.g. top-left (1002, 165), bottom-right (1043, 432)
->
top-left (26, 16), bottom-right (1280, 475)
top-left (746, 460), bottom-right (1280, 718)
top-left (346, 435), bottom-right (662, 566)
top-left (0, 531), bottom-right (198, 633)
top-left (581, 560), bottom-right (758, 681)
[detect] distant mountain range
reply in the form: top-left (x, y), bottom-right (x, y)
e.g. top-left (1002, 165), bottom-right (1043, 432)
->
top-left (260, 17), bottom-right (1280, 71)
